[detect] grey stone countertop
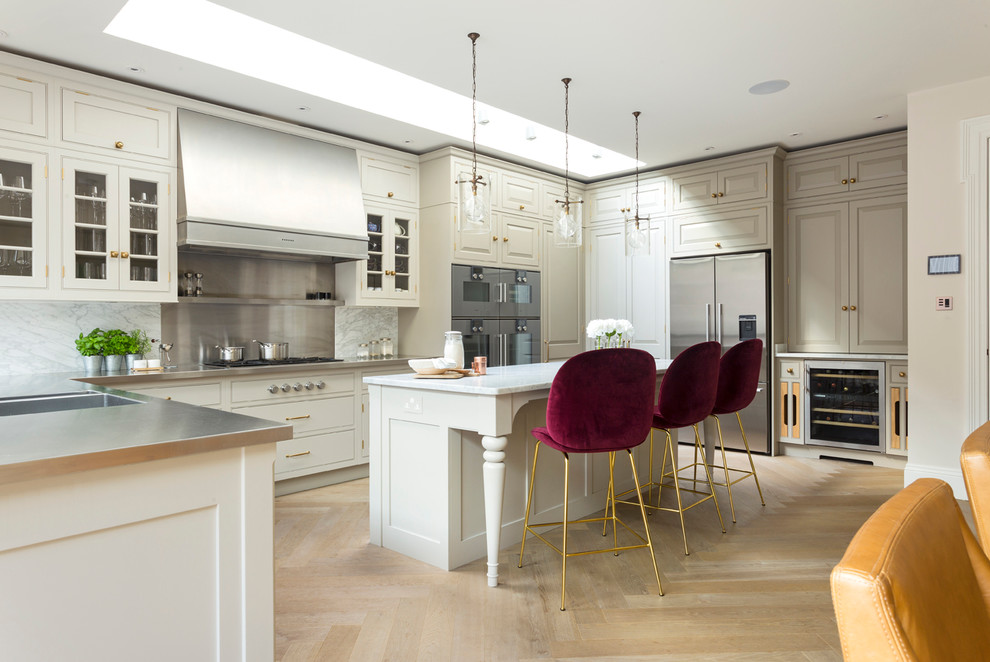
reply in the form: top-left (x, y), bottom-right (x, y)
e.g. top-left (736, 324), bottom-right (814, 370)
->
top-left (0, 372), bottom-right (293, 486)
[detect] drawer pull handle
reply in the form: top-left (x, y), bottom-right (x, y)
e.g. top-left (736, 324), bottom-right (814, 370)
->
top-left (115, 141), bottom-right (124, 149)
top-left (285, 450), bottom-right (311, 458)
top-left (841, 179), bottom-right (848, 185)
top-left (285, 414), bottom-right (311, 421)
top-left (786, 368), bottom-right (794, 374)
top-left (387, 191), bottom-right (394, 198)
top-left (899, 371), bottom-right (906, 378)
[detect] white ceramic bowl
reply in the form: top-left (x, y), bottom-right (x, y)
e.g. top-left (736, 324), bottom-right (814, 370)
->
top-left (408, 358), bottom-right (451, 375)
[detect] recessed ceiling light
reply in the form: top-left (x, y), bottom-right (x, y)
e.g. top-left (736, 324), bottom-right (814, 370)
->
top-left (788, 131), bottom-right (803, 138)
top-left (104, 0), bottom-right (639, 177)
top-left (126, 66), bottom-right (144, 73)
top-left (297, 105), bottom-right (310, 112)
top-left (748, 79), bottom-right (790, 95)
top-left (591, 153), bottom-right (602, 159)
top-left (403, 139), bottom-right (414, 144)
top-left (874, 114), bottom-right (889, 120)
top-left (704, 146), bottom-right (716, 152)
top-left (477, 109), bottom-right (490, 125)
top-left (525, 127), bottom-right (537, 141)
top-left (0, 30), bottom-right (9, 39)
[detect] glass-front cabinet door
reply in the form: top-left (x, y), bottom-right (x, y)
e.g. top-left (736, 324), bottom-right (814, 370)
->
top-left (360, 206), bottom-right (417, 303)
top-left (0, 146), bottom-right (48, 289)
top-left (62, 157), bottom-right (169, 294)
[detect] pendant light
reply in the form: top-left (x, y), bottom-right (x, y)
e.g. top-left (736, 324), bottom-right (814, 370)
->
top-left (624, 111), bottom-right (650, 257)
top-left (553, 77), bottom-right (582, 247)
top-left (456, 32), bottom-right (491, 235)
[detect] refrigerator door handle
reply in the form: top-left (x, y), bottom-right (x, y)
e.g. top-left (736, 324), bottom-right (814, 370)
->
top-left (716, 303), bottom-right (723, 344)
top-left (705, 303), bottom-right (711, 341)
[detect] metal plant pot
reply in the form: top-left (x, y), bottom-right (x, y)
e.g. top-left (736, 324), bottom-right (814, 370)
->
top-left (82, 355), bottom-right (104, 374)
top-left (104, 354), bottom-right (124, 373)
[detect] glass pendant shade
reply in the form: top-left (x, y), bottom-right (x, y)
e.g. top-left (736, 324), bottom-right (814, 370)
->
top-left (624, 211), bottom-right (651, 257)
top-left (457, 172), bottom-right (490, 234)
top-left (553, 197), bottom-right (583, 247)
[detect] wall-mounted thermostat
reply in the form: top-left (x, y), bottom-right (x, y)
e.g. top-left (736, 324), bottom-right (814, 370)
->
top-left (936, 296), bottom-right (953, 311)
top-left (928, 254), bottom-right (961, 275)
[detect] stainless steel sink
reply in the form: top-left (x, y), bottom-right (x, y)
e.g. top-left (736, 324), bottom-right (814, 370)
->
top-left (0, 391), bottom-right (144, 416)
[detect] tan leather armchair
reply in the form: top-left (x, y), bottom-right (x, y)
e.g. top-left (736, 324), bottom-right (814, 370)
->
top-left (830, 478), bottom-right (990, 661)
top-left (961, 421), bottom-right (990, 554)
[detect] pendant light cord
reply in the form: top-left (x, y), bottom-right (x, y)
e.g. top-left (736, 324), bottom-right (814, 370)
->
top-left (469, 33), bottom-right (480, 190)
top-left (633, 110), bottom-right (641, 226)
top-left (563, 77), bottom-right (571, 204)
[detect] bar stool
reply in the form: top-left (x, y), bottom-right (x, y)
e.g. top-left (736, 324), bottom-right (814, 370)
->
top-left (518, 348), bottom-right (662, 611)
top-left (614, 341), bottom-right (725, 555)
top-left (709, 339), bottom-right (766, 523)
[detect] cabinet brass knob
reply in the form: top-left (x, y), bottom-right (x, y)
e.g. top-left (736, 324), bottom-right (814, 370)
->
top-left (121, 251), bottom-right (129, 259)
top-left (841, 305), bottom-right (848, 311)
top-left (503, 237), bottom-right (508, 242)
top-left (850, 305), bottom-right (857, 311)
top-left (899, 371), bottom-right (906, 377)
top-left (110, 250), bottom-right (119, 258)
top-left (786, 368), bottom-right (794, 374)
top-left (492, 235), bottom-right (498, 241)
top-left (849, 178), bottom-right (857, 183)
top-left (165, 396), bottom-right (172, 400)
top-left (715, 242), bottom-right (722, 248)
top-left (717, 192), bottom-right (724, 197)
top-left (387, 191), bottom-right (394, 198)
top-left (114, 141), bottom-right (123, 149)
top-left (841, 179), bottom-right (848, 185)
top-left (711, 193), bottom-right (717, 199)
top-left (519, 205), bottom-right (525, 210)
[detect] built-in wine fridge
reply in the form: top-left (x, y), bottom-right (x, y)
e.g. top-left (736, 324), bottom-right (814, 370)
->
top-left (805, 361), bottom-right (885, 452)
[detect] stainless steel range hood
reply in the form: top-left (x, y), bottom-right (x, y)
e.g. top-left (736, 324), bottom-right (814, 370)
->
top-left (177, 110), bottom-right (368, 262)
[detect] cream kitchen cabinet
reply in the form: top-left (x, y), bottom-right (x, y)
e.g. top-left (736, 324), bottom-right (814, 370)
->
top-left (124, 380), bottom-right (223, 408)
top-left (453, 211), bottom-right (541, 268)
top-left (786, 195), bottom-right (907, 353)
top-left (542, 224), bottom-right (585, 360)
top-left (587, 177), bottom-right (666, 224)
top-left (887, 362), bottom-right (908, 456)
top-left (778, 360), bottom-right (803, 445)
top-left (586, 220), bottom-right (667, 357)
top-left (670, 205), bottom-right (769, 256)
top-left (0, 145), bottom-right (49, 291)
top-left (500, 171), bottom-right (541, 218)
top-left (359, 153), bottom-right (419, 207)
top-left (336, 206), bottom-right (418, 306)
top-left (671, 162), bottom-right (767, 211)
top-left (60, 156), bottom-right (172, 299)
top-left (786, 143), bottom-right (906, 201)
top-left (61, 87), bottom-right (172, 163)
top-left (0, 70), bottom-right (47, 140)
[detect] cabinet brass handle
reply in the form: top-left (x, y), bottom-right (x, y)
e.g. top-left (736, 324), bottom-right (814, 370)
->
top-left (786, 368), bottom-right (794, 374)
top-left (850, 305), bottom-right (857, 311)
top-left (121, 251), bottom-right (129, 259)
top-left (717, 192), bottom-right (724, 197)
top-left (285, 450), bottom-right (311, 458)
top-left (899, 371), bottom-right (906, 377)
top-left (387, 191), bottom-right (394, 198)
top-left (285, 414), bottom-right (311, 421)
top-left (110, 250), bottom-right (119, 258)
top-left (849, 178), bottom-right (856, 183)
top-left (114, 141), bottom-right (124, 149)
top-left (841, 305), bottom-right (848, 311)
top-left (715, 242), bottom-right (722, 248)
top-left (492, 235), bottom-right (498, 241)
top-left (519, 205), bottom-right (525, 210)
top-left (710, 193), bottom-right (717, 199)
top-left (841, 179), bottom-right (848, 185)
top-left (165, 396), bottom-right (172, 400)
top-left (503, 237), bottom-right (508, 242)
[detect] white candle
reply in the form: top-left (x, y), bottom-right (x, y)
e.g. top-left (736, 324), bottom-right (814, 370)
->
top-left (147, 359), bottom-right (161, 368)
top-left (133, 359), bottom-right (148, 369)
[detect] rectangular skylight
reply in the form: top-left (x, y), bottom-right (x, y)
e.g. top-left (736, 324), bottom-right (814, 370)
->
top-left (105, 0), bottom-right (640, 177)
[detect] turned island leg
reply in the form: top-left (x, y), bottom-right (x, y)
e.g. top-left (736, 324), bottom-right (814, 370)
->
top-left (481, 434), bottom-right (508, 587)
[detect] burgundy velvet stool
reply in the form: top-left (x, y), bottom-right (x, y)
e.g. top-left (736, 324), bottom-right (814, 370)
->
top-left (709, 338), bottom-right (766, 523)
top-left (518, 348), bottom-right (662, 611)
top-left (613, 340), bottom-right (725, 556)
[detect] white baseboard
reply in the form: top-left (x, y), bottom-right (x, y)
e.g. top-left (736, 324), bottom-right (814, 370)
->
top-left (903, 463), bottom-right (968, 500)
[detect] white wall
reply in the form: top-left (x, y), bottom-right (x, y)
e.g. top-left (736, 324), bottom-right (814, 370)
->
top-left (905, 74), bottom-right (990, 494)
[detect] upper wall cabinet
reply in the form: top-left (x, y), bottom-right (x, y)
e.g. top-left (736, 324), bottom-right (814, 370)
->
top-left (785, 141), bottom-right (906, 201)
top-left (0, 71), bottom-right (47, 140)
top-left (359, 153), bottom-right (419, 207)
top-left (0, 145), bottom-right (49, 290)
top-left (61, 88), bottom-right (172, 162)
top-left (671, 162), bottom-right (767, 212)
top-left (500, 172), bottom-right (541, 218)
top-left (587, 177), bottom-right (666, 224)
top-left (670, 206), bottom-right (769, 256)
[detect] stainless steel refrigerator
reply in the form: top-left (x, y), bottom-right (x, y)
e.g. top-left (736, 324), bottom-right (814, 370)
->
top-left (669, 251), bottom-right (770, 453)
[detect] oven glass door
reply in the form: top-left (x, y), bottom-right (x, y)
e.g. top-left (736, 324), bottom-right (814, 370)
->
top-left (450, 318), bottom-right (496, 367)
top-left (451, 265), bottom-right (500, 318)
top-left (500, 318), bottom-right (541, 366)
top-left (499, 269), bottom-right (541, 319)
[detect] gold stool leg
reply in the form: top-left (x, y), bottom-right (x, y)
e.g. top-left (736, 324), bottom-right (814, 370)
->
top-left (738, 411), bottom-right (766, 506)
top-left (656, 428), bottom-right (669, 509)
top-left (560, 452), bottom-right (570, 611)
top-left (603, 450), bottom-right (617, 537)
top-left (666, 430), bottom-right (690, 555)
top-left (694, 424), bottom-right (726, 533)
top-left (713, 414), bottom-right (737, 523)
top-left (609, 452), bottom-right (619, 554)
top-left (518, 441), bottom-right (541, 568)
top-left (627, 449), bottom-right (663, 596)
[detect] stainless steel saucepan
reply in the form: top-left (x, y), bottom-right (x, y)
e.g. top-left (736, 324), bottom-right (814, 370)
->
top-left (215, 345), bottom-right (244, 362)
top-left (253, 339), bottom-right (289, 361)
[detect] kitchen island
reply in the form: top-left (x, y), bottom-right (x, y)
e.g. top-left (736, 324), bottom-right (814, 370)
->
top-left (0, 374), bottom-right (292, 662)
top-left (364, 358), bottom-right (672, 587)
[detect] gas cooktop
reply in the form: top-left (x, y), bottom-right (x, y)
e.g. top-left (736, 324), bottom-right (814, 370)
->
top-left (203, 357), bottom-right (342, 368)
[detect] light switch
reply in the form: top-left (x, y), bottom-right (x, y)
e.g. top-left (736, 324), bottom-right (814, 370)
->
top-left (936, 296), bottom-right (953, 311)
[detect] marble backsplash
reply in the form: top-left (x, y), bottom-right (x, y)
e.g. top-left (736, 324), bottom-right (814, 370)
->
top-left (0, 302), bottom-right (162, 375)
top-left (334, 306), bottom-right (398, 359)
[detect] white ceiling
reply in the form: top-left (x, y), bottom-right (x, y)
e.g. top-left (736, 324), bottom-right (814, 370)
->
top-left (3, 0), bottom-right (990, 181)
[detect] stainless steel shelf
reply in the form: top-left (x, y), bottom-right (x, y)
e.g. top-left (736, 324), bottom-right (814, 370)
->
top-left (173, 296), bottom-right (343, 306)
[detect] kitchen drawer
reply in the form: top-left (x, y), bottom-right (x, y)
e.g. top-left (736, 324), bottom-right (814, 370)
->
top-left (780, 361), bottom-right (802, 380)
top-left (888, 363), bottom-right (908, 385)
top-left (499, 172), bottom-right (541, 217)
top-left (233, 395), bottom-right (355, 436)
top-left (670, 206), bottom-right (768, 255)
top-left (360, 154), bottom-right (418, 205)
top-left (0, 71), bottom-right (47, 139)
top-left (61, 88), bottom-right (171, 161)
top-left (274, 429), bottom-right (356, 478)
top-left (127, 381), bottom-right (222, 407)
top-left (230, 372), bottom-right (353, 403)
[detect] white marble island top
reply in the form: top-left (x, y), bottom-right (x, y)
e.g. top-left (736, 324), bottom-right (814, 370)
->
top-left (364, 358), bottom-right (673, 395)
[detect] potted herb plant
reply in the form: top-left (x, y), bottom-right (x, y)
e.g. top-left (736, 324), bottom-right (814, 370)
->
top-left (102, 329), bottom-right (131, 373)
top-left (75, 328), bottom-right (106, 373)
top-left (125, 329), bottom-right (153, 370)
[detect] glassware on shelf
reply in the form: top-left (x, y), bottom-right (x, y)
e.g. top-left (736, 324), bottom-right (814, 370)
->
top-left (182, 272), bottom-right (194, 297)
top-left (195, 273), bottom-right (203, 296)
top-left (381, 337), bottom-right (394, 358)
top-left (369, 339), bottom-right (381, 359)
top-left (357, 343), bottom-right (370, 360)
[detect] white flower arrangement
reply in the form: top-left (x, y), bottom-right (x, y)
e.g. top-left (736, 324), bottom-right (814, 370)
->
top-left (586, 318), bottom-right (634, 349)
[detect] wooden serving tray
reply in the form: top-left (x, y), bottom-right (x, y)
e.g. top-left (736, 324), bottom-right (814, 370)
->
top-left (413, 369), bottom-right (480, 379)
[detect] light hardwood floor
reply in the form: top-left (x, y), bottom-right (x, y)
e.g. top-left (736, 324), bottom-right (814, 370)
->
top-left (274, 452), bottom-right (907, 661)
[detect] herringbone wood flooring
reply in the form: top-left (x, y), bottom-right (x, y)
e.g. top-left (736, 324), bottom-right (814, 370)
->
top-left (274, 453), bottom-right (906, 661)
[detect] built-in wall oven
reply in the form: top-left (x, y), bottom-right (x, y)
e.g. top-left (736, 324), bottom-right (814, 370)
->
top-left (451, 264), bottom-right (541, 367)
top-left (805, 361), bottom-right (885, 452)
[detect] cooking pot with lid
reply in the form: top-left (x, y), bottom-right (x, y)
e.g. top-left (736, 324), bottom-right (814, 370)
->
top-left (215, 345), bottom-right (244, 362)
top-left (253, 339), bottom-right (289, 360)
